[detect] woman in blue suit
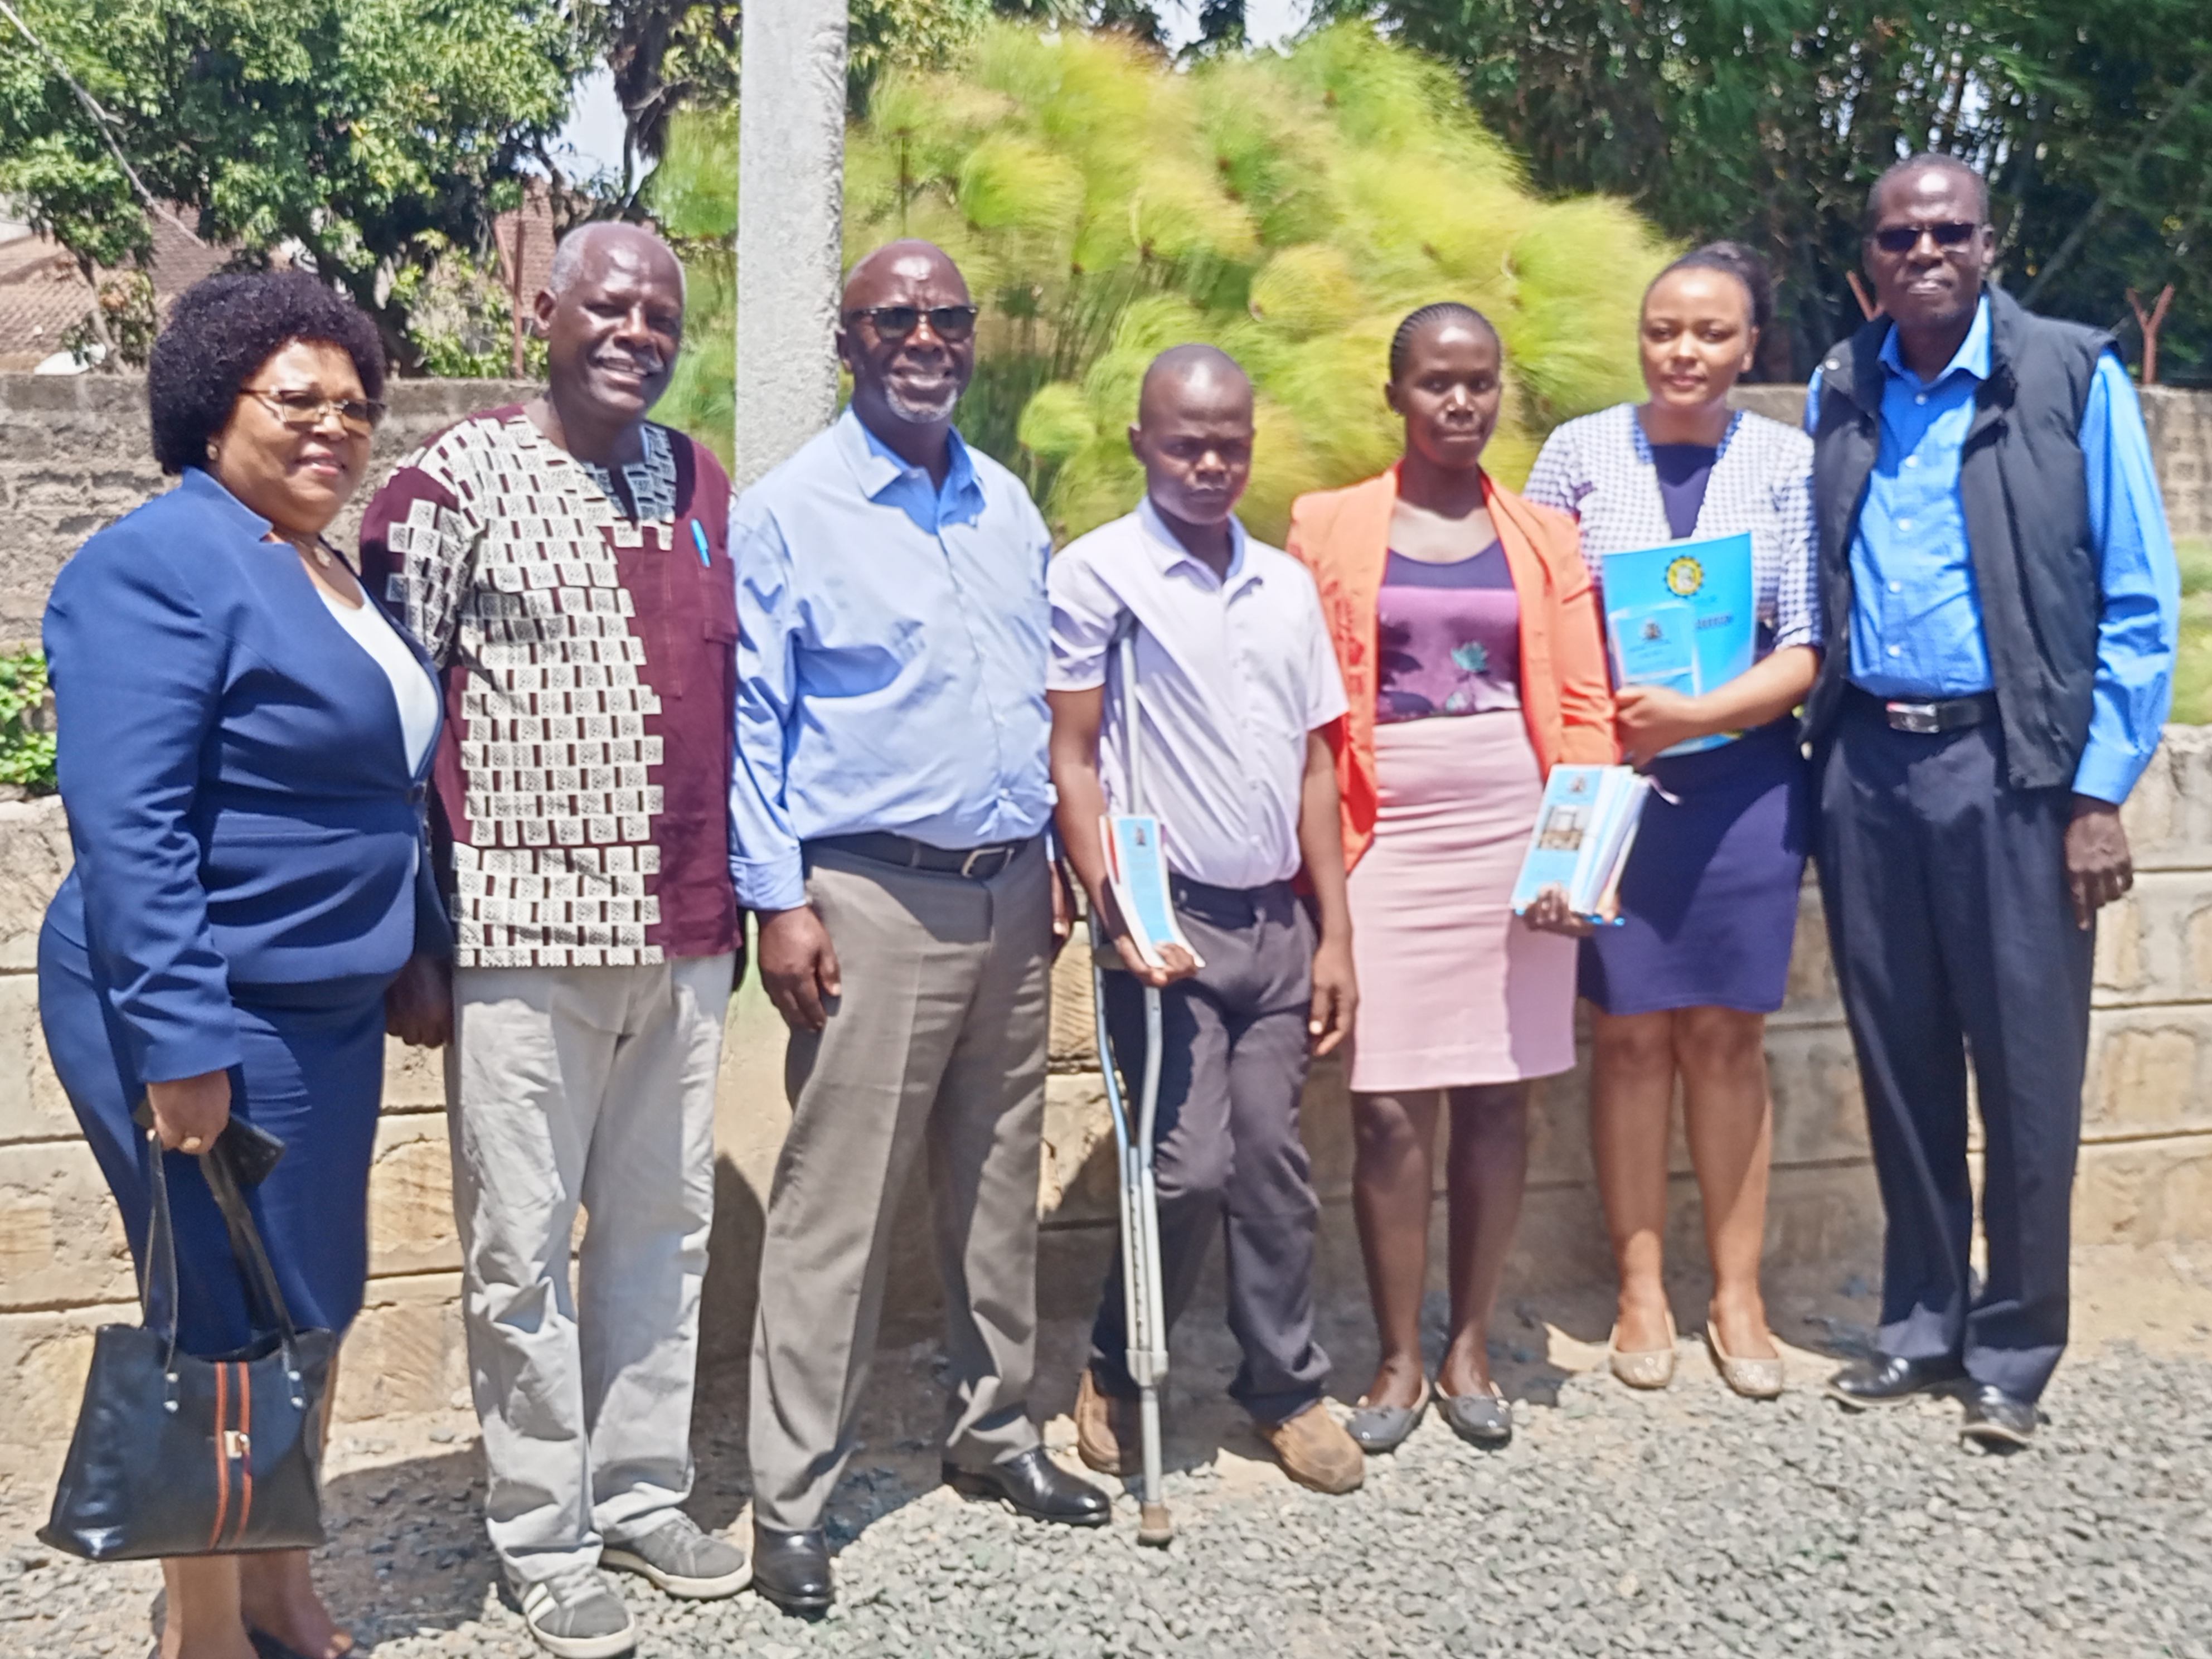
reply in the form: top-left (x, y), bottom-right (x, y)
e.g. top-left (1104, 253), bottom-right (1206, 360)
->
top-left (39, 272), bottom-right (449, 1659)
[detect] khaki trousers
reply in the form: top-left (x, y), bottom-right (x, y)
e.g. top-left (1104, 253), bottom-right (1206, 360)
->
top-left (748, 840), bottom-right (1051, 1532)
top-left (447, 954), bottom-right (734, 1583)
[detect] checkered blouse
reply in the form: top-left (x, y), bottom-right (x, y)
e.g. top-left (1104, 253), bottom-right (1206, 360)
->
top-left (1522, 402), bottom-right (1821, 656)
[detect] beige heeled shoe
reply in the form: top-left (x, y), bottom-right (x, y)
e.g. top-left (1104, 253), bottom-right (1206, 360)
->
top-left (1607, 1308), bottom-right (1679, 1390)
top-left (1704, 1311), bottom-right (1784, 1399)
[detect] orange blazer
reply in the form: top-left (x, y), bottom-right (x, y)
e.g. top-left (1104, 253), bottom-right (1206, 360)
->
top-left (1286, 464), bottom-right (1617, 871)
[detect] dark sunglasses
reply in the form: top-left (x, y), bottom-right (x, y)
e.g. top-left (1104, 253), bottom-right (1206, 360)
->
top-left (845, 304), bottom-right (979, 343)
top-left (244, 387), bottom-right (385, 436)
top-left (1870, 220), bottom-right (1982, 255)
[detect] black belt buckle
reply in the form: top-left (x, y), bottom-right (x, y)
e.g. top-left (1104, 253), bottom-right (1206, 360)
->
top-left (1884, 699), bottom-right (1943, 735)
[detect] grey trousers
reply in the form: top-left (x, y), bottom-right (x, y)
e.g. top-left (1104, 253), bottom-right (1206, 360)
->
top-left (1089, 877), bottom-right (1330, 1425)
top-left (448, 954), bottom-right (735, 1583)
top-left (748, 839), bottom-right (1051, 1532)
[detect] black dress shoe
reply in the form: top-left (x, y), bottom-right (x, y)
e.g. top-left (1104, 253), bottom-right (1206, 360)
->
top-left (944, 1447), bottom-right (1111, 1527)
top-left (750, 1521), bottom-right (833, 1617)
top-left (1959, 1383), bottom-right (2038, 1447)
top-left (1825, 1351), bottom-right (1964, 1408)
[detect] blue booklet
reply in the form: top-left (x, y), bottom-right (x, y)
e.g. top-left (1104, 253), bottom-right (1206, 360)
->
top-left (1602, 532), bottom-right (1756, 756)
top-left (1509, 764), bottom-right (1647, 922)
top-left (1101, 814), bottom-right (1204, 970)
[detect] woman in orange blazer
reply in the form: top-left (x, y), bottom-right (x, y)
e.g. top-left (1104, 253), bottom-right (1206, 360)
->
top-left (1287, 302), bottom-right (1614, 1454)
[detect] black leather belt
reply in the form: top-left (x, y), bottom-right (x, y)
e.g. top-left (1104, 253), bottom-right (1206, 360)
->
top-left (1168, 874), bottom-right (1294, 929)
top-left (810, 831), bottom-right (1034, 881)
top-left (1851, 686), bottom-right (1997, 735)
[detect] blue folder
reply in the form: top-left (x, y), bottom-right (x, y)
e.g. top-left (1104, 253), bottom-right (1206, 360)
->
top-left (1601, 531), bottom-right (1756, 756)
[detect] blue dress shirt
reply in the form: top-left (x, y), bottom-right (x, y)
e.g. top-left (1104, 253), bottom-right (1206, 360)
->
top-left (1806, 297), bottom-right (2180, 802)
top-left (729, 410), bottom-right (1055, 913)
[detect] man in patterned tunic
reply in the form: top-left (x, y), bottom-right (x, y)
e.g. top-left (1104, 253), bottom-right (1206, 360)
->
top-left (361, 221), bottom-right (748, 1659)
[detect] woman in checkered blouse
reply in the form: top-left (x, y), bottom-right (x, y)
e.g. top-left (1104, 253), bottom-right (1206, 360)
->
top-left (1521, 243), bottom-right (1822, 1400)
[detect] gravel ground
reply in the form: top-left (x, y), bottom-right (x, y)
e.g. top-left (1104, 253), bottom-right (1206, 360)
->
top-left (8, 1314), bottom-right (2212, 1659)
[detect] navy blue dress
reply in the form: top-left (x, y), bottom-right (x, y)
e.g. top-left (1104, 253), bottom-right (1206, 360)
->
top-left (1575, 446), bottom-right (1812, 1016)
top-left (38, 468), bottom-right (447, 1355)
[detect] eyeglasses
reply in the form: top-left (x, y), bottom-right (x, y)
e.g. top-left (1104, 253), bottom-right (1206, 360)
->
top-left (242, 387), bottom-right (386, 436)
top-left (843, 304), bottom-right (979, 343)
top-left (1870, 221), bottom-right (1982, 255)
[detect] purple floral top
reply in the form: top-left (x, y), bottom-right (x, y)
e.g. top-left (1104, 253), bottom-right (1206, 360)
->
top-left (1374, 541), bottom-right (1521, 723)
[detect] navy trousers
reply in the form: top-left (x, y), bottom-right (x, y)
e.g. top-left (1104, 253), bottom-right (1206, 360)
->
top-left (1814, 693), bottom-right (2093, 1402)
top-left (1088, 878), bottom-right (1329, 1427)
top-left (39, 920), bottom-right (392, 1356)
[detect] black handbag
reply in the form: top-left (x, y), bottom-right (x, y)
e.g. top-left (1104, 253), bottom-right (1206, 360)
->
top-left (40, 1127), bottom-right (335, 1560)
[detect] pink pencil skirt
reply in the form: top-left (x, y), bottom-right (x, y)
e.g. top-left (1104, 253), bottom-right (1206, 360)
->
top-left (1346, 711), bottom-right (1578, 1093)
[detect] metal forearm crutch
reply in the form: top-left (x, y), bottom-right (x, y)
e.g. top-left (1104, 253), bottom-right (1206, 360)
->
top-left (1090, 619), bottom-right (1172, 1546)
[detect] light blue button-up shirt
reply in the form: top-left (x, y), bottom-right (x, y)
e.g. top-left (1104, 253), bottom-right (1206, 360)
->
top-left (729, 410), bottom-right (1054, 912)
top-left (1806, 297), bottom-right (2180, 802)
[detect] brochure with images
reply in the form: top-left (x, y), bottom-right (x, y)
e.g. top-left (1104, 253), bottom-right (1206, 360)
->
top-left (1509, 764), bottom-right (1651, 923)
top-left (1602, 531), bottom-right (1756, 756)
top-left (1100, 814), bottom-right (1205, 971)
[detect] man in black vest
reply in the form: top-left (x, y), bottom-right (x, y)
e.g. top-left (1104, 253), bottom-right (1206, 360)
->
top-left (1803, 154), bottom-right (2179, 1446)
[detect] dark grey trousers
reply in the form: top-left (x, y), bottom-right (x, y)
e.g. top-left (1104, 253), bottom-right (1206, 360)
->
top-left (1088, 877), bottom-right (1330, 1425)
top-left (1815, 692), bottom-right (2094, 1402)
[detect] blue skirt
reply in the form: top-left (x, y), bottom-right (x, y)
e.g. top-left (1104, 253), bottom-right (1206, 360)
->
top-left (38, 921), bottom-right (392, 1357)
top-left (1577, 720), bottom-right (1810, 1017)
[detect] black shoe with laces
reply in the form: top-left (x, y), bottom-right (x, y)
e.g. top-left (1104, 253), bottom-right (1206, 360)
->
top-left (944, 1446), bottom-right (1111, 1526)
top-left (1959, 1383), bottom-right (2038, 1447)
top-left (750, 1522), bottom-right (833, 1617)
top-left (1825, 1351), bottom-right (1964, 1408)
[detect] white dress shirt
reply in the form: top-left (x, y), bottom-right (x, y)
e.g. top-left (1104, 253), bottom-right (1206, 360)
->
top-left (1048, 500), bottom-right (1348, 890)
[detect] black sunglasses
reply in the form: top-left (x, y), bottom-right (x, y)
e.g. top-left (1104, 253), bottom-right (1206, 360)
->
top-left (845, 304), bottom-right (979, 343)
top-left (1870, 220), bottom-right (1982, 255)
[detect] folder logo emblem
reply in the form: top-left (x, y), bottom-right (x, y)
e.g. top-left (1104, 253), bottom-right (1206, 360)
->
top-left (1665, 555), bottom-right (1705, 597)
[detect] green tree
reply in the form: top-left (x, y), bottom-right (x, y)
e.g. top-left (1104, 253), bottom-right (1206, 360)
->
top-left (651, 22), bottom-right (1671, 542)
top-left (0, 0), bottom-right (590, 368)
top-left (1315, 0), bottom-right (2212, 382)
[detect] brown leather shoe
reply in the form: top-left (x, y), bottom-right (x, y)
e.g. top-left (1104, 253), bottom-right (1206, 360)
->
top-left (1257, 1402), bottom-right (1365, 1495)
top-left (1075, 1369), bottom-right (1136, 1477)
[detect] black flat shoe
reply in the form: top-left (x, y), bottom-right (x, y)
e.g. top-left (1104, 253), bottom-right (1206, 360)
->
top-left (1437, 1382), bottom-right (1513, 1448)
top-left (944, 1447), bottom-right (1111, 1526)
top-left (1346, 1379), bottom-right (1429, 1454)
top-left (1825, 1352), bottom-right (1963, 1408)
top-left (1959, 1383), bottom-right (2038, 1448)
top-left (750, 1522), bottom-right (833, 1617)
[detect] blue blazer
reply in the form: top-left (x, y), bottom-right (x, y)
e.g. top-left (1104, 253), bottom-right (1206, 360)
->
top-left (43, 467), bottom-right (450, 1085)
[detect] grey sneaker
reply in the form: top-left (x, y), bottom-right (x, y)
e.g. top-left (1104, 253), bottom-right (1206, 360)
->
top-left (603, 1512), bottom-right (752, 1599)
top-left (512, 1567), bottom-right (636, 1659)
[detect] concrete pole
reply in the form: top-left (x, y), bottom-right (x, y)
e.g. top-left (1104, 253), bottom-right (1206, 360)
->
top-left (735, 0), bottom-right (848, 488)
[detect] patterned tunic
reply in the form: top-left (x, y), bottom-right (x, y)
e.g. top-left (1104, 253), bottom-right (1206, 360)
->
top-left (1522, 402), bottom-right (1821, 656)
top-left (359, 408), bottom-right (739, 969)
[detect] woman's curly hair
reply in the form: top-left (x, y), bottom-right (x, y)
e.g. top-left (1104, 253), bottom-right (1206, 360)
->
top-left (147, 271), bottom-right (386, 476)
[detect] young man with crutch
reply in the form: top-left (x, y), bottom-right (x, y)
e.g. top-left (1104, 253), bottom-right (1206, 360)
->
top-left (1047, 344), bottom-right (1365, 1501)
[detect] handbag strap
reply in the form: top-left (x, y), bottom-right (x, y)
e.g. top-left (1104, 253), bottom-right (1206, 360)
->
top-left (137, 1120), bottom-right (304, 1364)
top-left (198, 1138), bottom-right (303, 1345)
top-left (139, 1128), bottom-right (183, 1364)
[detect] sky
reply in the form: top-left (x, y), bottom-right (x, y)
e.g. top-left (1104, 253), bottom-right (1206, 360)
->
top-left (550, 0), bottom-right (1314, 182)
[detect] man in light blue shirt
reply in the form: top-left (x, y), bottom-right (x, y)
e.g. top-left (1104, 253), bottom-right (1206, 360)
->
top-left (1801, 156), bottom-right (2180, 1448)
top-left (730, 241), bottom-right (1105, 1615)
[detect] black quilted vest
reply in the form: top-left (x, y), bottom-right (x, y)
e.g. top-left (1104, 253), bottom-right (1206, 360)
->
top-left (1801, 284), bottom-right (2114, 790)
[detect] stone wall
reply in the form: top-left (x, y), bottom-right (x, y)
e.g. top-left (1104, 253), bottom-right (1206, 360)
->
top-left (0, 374), bottom-right (539, 645)
top-left (4, 371), bottom-right (2212, 1495)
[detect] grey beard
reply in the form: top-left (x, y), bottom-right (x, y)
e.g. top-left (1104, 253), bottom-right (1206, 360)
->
top-left (882, 382), bottom-right (961, 424)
